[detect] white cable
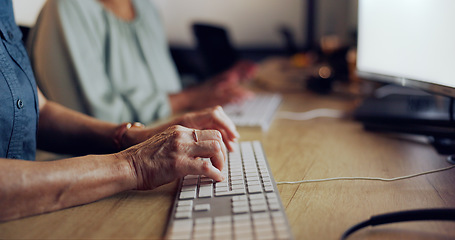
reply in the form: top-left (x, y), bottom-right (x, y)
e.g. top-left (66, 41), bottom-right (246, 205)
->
top-left (276, 108), bottom-right (345, 121)
top-left (276, 164), bottom-right (455, 185)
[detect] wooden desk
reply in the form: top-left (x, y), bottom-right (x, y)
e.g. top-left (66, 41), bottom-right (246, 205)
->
top-left (1, 92), bottom-right (454, 240)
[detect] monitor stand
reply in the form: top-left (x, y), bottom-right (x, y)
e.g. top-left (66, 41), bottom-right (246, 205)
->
top-left (354, 85), bottom-right (455, 155)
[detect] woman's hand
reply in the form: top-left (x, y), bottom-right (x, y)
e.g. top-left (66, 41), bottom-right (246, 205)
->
top-left (122, 106), bottom-right (239, 152)
top-left (187, 72), bottom-right (254, 110)
top-left (119, 125), bottom-right (226, 190)
top-left (192, 60), bottom-right (257, 107)
top-left (178, 106), bottom-right (238, 152)
top-left (171, 61), bottom-right (257, 113)
top-left (226, 60), bottom-right (258, 83)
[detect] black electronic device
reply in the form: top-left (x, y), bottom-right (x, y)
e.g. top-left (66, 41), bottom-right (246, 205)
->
top-left (192, 23), bottom-right (238, 78)
top-left (354, 0), bottom-right (455, 154)
top-left (341, 208), bottom-right (455, 240)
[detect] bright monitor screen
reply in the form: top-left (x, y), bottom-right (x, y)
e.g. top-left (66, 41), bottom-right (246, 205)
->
top-left (356, 0), bottom-right (455, 97)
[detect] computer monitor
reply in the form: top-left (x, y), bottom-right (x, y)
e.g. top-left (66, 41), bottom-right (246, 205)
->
top-left (356, 0), bottom-right (455, 98)
top-left (354, 0), bottom-right (455, 154)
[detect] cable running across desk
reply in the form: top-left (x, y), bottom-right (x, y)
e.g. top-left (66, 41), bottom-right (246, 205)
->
top-left (276, 164), bottom-right (455, 184)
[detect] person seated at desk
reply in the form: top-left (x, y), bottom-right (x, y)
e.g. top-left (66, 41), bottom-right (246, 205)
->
top-left (27, 0), bottom-right (257, 125)
top-left (0, 0), bottom-right (237, 222)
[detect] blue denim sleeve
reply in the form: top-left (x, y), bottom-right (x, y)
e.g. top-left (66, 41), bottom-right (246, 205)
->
top-left (0, 0), bottom-right (39, 160)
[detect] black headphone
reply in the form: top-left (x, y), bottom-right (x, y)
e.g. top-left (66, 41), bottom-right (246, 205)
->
top-left (341, 208), bottom-right (455, 239)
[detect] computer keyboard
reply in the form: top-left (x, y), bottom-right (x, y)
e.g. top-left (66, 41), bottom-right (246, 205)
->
top-left (223, 94), bottom-right (282, 131)
top-left (165, 141), bottom-right (293, 240)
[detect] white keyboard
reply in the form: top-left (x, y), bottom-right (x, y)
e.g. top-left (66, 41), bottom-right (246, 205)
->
top-left (223, 94), bottom-right (282, 131)
top-left (165, 141), bottom-right (293, 240)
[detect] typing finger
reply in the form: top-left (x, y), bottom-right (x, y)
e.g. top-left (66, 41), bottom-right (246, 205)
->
top-left (216, 128), bottom-right (234, 152)
top-left (194, 130), bottom-right (227, 164)
top-left (212, 106), bottom-right (239, 142)
top-left (185, 158), bottom-right (224, 182)
top-left (186, 140), bottom-right (225, 182)
top-left (192, 131), bottom-right (226, 169)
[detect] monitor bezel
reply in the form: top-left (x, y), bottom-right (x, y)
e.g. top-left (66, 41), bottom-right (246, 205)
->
top-left (357, 70), bottom-right (455, 99)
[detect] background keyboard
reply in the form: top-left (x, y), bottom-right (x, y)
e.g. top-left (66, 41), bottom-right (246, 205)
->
top-left (223, 94), bottom-right (282, 131)
top-left (165, 141), bottom-right (293, 240)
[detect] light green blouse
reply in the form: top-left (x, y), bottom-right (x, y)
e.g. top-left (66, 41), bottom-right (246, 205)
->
top-left (28, 0), bottom-right (182, 124)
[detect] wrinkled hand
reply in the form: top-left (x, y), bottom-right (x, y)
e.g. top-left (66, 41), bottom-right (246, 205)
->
top-left (178, 106), bottom-right (239, 152)
top-left (121, 107), bottom-right (239, 153)
top-left (119, 125), bottom-right (226, 190)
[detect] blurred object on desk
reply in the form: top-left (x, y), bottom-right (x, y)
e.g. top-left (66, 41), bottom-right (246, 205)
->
top-left (254, 55), bottom-right (316, 92)
top-left (254, 34), bottom-right (357, 95)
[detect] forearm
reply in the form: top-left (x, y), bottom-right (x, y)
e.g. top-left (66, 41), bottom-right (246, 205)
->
top-left (0, 155), bottom-right (135, 221)
top-left (38, 101), bottom-right (119, 155)
top-left (38, 99), bottom-right (186, 155)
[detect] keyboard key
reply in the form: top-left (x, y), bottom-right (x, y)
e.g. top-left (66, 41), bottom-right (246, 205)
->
top-left (250, 199), bottom-right (267, 206)
top-left (235, 231), bottom-right (253, 240)
top-left (198, 189), bottom-right (213, 198)
top-left (195, 217), bottom-right (212, 224)
top-left (232, 184), bottom-right (246, 190)
top-left (194, 204), bottom-right (210, 212)
top-left (231, 179), bottom-right (245, 185)
top-left (194, 223), bottom-right (212, 232)
top-left (176, 205), bottom-right (192, 212)
top-left (175, 211), bottom-right (192, 219)
top-left (249, 194), bottom-right (265, 200)
top-left (179, 191), bottom-right (196, 200)
top-left (233, 195), bottom-right (248, 201)
top-left (232, 201), bottom-right (248, 207)
top-left (200, 178), bottom-right (213, 184)
top-left (171, 219), bottom-right (193, 230)
top-left (233, 206), bottom-right (249, 214)
top-left (193, 232), bottom-right (211, 240)
top-left (214, 231), bottom-right (232, 240)
top-left (234, 220), bottom-right (251, 229)
top-left (267, 197), bottom-right (278, 203)
top-left (251, 204), bottom-right (268, 212)
top-left (247, 180), bottom-right (261, 186)
top-left (231, 175), bottom-right (244, 181)
top-left (177, 200), bottom-right (193, 207)
top-left (215, 189), bottom-right (245, 197)
top-left (181, 185), bottom-right (197, 192)
top-left (248, 186), bottom-right (263, 194)
top-left (233, 214), bottom-right (250, 222)
top-left (215, 186), bottom-right (229, 192)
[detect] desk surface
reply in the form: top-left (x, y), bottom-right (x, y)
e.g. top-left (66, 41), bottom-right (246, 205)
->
top-left (1, 91), bottom-right (455, 240)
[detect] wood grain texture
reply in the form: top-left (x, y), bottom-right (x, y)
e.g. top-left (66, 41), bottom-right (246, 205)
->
top-left (1, 91), bottom-right (454, 239)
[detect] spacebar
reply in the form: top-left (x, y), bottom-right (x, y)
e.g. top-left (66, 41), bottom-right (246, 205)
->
top-left (215, 189), bottom-right (245, 197)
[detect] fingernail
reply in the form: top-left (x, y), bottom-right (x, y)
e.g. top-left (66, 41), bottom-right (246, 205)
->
top-left (211, 166), bottom-right (225, 182)
top-left (229, 141), bottom-right (237, 150)
top-left (234, 131), bottom-right (240, 138)
top-left (212, 165), bottom-right (222, 174)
